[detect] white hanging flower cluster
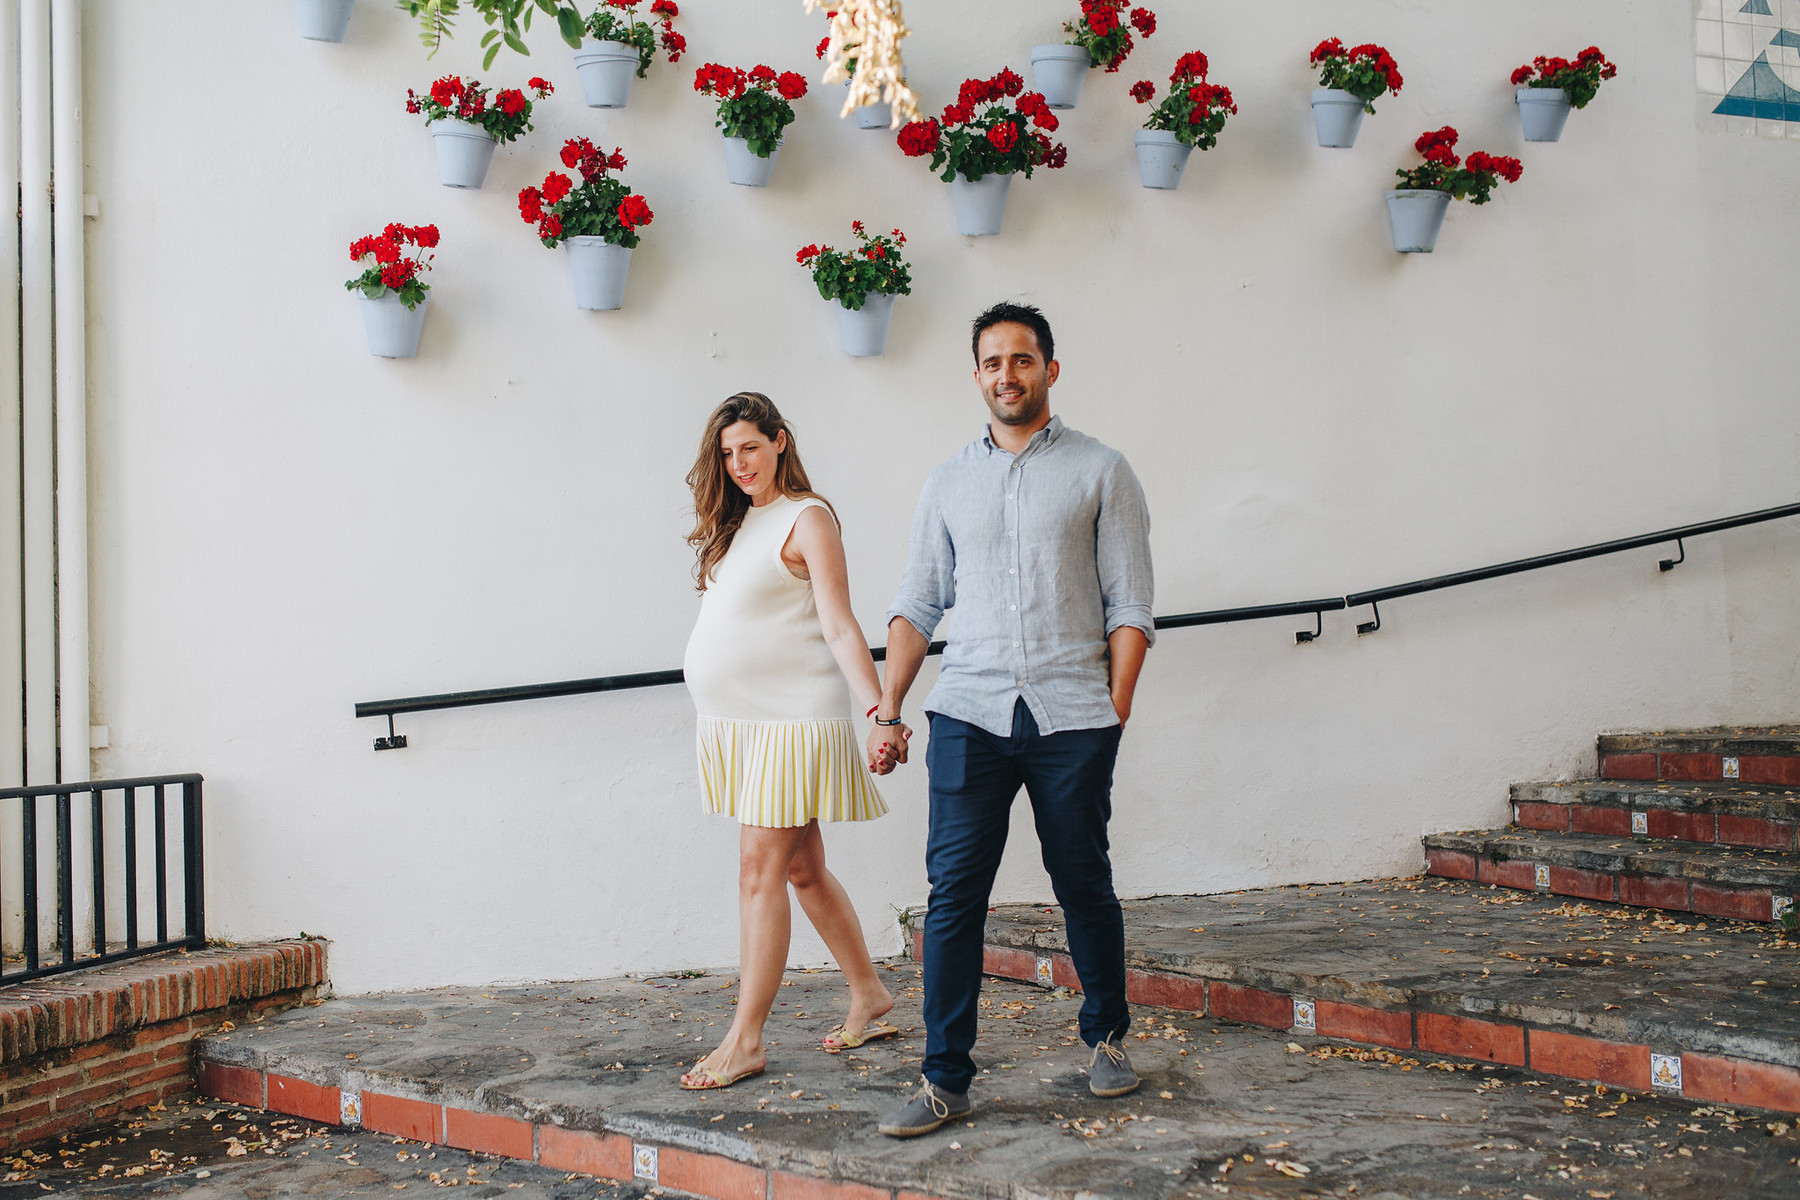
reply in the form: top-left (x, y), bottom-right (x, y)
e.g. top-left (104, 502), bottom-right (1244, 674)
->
top-left (804, 0), bottom-right (919, 128)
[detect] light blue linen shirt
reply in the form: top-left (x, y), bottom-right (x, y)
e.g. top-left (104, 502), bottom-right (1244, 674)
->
top-left (886, 415), bottom-right (1155, 738)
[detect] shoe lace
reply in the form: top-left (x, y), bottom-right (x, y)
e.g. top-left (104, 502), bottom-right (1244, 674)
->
top-left (920, 1078), bottom-right (950, 1119)
top-left (1095, 1037), bottom-right (1128, 1068)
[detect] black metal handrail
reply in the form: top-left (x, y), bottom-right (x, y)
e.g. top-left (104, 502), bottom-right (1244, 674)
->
top-left (354, 500), bottom-right (1800, 748)
top-left (1343, 501), bottom-right (1800, 634)
top-left (2, 774), bottom-right (205, 987)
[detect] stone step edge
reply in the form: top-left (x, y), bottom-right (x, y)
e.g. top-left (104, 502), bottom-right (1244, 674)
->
top-left (196, 1055), bottom-right (954, 1200)
top-left (1423, 838), bottom-right (1799, 922)
top-left (938, 937), bottom-right (1800, 1116)
top-left (1507, 789), bottom-right (1798, 852)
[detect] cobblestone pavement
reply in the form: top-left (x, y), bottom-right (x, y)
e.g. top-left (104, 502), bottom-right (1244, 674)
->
top-left (191, 958), bottom-right (1800, 1200)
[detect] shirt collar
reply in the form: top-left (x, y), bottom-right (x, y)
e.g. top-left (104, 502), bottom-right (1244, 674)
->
top-left (981, 413), bottom-right (1064, 457)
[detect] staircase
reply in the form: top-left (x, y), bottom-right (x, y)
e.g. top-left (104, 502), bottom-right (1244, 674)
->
top-left (1424, 727), bottom-right (1800, 924)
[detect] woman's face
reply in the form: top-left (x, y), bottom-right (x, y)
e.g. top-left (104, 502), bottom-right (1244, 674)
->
top-left (720, 419), bottom-right (786, 504)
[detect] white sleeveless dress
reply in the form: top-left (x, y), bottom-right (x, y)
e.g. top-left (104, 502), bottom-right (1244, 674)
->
top-left (682, 495), bottom-right (888, 828)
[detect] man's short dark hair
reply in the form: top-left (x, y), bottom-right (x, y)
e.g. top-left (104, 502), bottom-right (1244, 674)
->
top-left (971, 302), bottom-right (1054, 364)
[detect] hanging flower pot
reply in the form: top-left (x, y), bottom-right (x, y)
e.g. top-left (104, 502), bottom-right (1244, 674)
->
top-left (519, 139), bottom-right (654, 311)
top-left (696, 63), bottom-right (807, 188)
top-left (797, 223), bottom-right (911, 356)
top-left (572, 1), bottom-right (685, 108)
top-left (1309, 88), bottom-right (1365, 148)
top-left (1386, 190), bottom-right (1451, 253)
top-left (360, 292), bottom-right (429, 358)
top-left (1515, 87), bottom-right (1571, 142)
top-left (573, 41), bottom-right (641, 108)
top-left (345, 223), bottom-right (438, 357)
top-left (1387, 127), bottom-right (1523, 253)
top-left (721, 135), bottom-right (781, 186)
top-left (950, 172), bottom-right (1013, 236)
top-left (1130, 53), bottom-right (1234, 190)
top-left (407, 75), bottom-right (554, 190)
top-left (430, 120), bottom-right (498, 189)
top-left (1307, 38), bottom-right (1403, 147)
top-left (1511, 49), bottom-right (1617, 142)
top-left (564, 238), bottom-right (634, 310)
top-left (1030, 45), bottom-right (1092, 110)
top-left (1132, 130), bottom-right (1190, 190)
top-left (836, 293), bottom-right (896, 356)
top-left (1033, 1), bottom-right (1158, 108)
top-left (896, 68), bottom-right (1065, 236)
top-left (297, 0), bottom-right (354, 42)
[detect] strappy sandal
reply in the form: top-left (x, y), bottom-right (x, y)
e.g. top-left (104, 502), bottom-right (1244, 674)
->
top-left (678, 1060), bottom-right (765, 1090)
top-left (821, 1020), bottom-right (900, 1052)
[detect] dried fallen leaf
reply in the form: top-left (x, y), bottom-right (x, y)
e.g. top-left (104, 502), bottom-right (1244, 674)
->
top-left (1271, 1160), bottom-right (1311, 1177)
top-left (1158, 1090), bottom-right (1174, 1099)
top-left (1285, 1043), bottom-right (1303, 1053)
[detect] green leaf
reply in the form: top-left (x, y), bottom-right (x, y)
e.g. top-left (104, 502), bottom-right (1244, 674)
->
top-left (556, 6), bottom-right (583, 46)
top-left (480, 27), bottom-right (498, 44)
top-left (483, 42), bottom-right (501, 69)
top-left (503, 30), bottom-right (528, 55)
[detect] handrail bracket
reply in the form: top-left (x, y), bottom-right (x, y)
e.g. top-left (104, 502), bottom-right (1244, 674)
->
top-left (1295, 609), bottom-right (1326, 644)
top-left (374, 713), bottom-right (408, 752)
top-left (1659, 537), bottom-right (1686, 572)
top-left (1356, 601), bottom-right (1382, 637)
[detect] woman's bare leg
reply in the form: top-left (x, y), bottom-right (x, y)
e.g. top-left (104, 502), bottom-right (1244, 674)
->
top-left (683, 823), bottom-right (808, 1084)
top-left (788, 820), bottom-right (895, 1038)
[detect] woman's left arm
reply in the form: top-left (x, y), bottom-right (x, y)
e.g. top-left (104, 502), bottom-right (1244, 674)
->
top-left (790, 505), bottom-right (884, 717)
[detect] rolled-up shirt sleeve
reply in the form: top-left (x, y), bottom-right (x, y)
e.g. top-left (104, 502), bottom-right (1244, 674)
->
top-left (1095, 456), bottom-right (1155, 647)
top-left (885, 471), bottom-right (956, 640)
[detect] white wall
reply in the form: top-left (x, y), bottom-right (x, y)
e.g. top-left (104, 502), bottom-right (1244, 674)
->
top-left (81, 0), bottom-right (1800, 993)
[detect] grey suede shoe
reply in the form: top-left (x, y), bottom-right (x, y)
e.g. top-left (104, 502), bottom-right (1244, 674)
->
top-left (1087, 1032), bottom-right (1139, 1098)
top-left (877, 1077), bottom-right (972, 1138)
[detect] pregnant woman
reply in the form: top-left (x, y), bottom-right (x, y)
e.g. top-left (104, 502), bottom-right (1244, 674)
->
top-left (679, 391), bottom-right (911, 1090)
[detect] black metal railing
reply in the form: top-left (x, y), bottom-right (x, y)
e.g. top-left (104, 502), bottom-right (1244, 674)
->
top-left (2, 774), bottom-right (205, 986)
top-left (355, 500), bottom-right (1800, 749)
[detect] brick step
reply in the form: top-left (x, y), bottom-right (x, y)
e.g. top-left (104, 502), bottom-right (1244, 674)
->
top-left (944, 882), bottom-right (1800, 1115)
top-left (1511, 780), bottom-right (1800, 850)
top-left (0, 940), bottom-right (328, 1151)
top-left (1424, 828), bottom-right (1798, 921)
top-left (1599, 726), bottom-right (1800, 785)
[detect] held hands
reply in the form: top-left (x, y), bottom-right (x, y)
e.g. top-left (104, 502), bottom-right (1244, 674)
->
top-left (865, 719), bottom-right (912, 775)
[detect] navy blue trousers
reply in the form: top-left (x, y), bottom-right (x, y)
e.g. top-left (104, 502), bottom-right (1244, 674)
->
top-left (920, 699), bottom-right (1128, 1093)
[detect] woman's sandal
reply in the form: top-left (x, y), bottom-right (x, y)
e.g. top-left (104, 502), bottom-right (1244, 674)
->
top-left (821, 1020), bottom-right (900, 1053)
top-left (678, 1061), bottom-right (765, 1090)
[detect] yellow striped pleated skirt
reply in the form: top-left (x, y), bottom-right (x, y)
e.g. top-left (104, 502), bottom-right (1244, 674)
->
top-left (695, 716), bottom-right (888, 828)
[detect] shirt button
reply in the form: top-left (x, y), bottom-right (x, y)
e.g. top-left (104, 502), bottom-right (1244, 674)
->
top-left (1007, 530), bottom-right (1016, 537)
top-left (1010, 605), bottom-right (1018, 611)
top-left (1012, 641), bottom-right (1020, 648)
top-left (1009, 567), bottom-right (1017, 574)
top-left (1007, 494), bottom-right (1015, 500)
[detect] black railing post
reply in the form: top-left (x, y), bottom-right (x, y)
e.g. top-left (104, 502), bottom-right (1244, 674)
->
top-left (56, 790), bottom-right (72, 966)
top-left (21, 796), bottom-right (39, 973)
top-left (182, 779), bottom-right (205, 948)
top-left (153, 784), bottom-right (167, 946)
top-left (123, 786), bottom-right (138, 952)
top-left (90, 788), bottom-right (105, 956)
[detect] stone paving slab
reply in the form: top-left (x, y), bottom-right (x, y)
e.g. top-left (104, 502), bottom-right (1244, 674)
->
top-left (977, 878), bottom-right (1800, 1069)
top-left (189, 962), bottom-right (1800, 1200)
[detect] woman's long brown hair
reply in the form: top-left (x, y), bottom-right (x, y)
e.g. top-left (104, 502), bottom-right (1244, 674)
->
top-left (686, 392), bottom-right (836, 590)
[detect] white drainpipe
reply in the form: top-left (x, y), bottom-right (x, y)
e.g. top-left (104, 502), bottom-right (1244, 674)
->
top-left (19, 0), bottom-right (52, 787)
top-left (0, 1), bottom-right (23, 795)
top-left (51, 0), bottom-right (84, 789)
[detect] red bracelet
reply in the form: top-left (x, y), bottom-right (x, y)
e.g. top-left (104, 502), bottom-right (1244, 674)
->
top-left (866, 704), bottom-right (880, 719)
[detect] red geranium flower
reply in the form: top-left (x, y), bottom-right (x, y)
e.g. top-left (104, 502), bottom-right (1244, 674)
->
top-left (616, 194), bottom-right (654, 231)
top-left (896, 118), bottom-right (941, 157)
top-left (1131, 80), bottom-right (1155, 103)
top-left (518, 187), bottom-right (543, 223)
top-left (496, 88), bottom-right (527, 116)
top-left (1311, 38), bottom-right (1344, 65)
top-left (528, 77), bottom-right (553, 92)
top-left (776, 71), bottom-right (809, 101)
top-left (541, 172), bottom-right (574, 204)
top-left (1129, 7), bottom-right (1155, 36)
top-left (649, 0), bottom-right (677, 15)
top-left (748, 64), bottom-right (776, 84)
top-left (987, 121), bottom-right (1019, 152)
top-left (661, 28), bottom-right (685, 60)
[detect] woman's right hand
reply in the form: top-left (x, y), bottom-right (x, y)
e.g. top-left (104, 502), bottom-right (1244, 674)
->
top-left (866, 722), bottom-right (911, 774)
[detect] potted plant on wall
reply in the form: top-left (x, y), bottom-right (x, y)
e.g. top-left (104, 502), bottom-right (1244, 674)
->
top-left (573, 0), bottom-right (686, 108)
top-left (1511, 47), bottom-right (1616, 142)
top-left (518, 138), bottom-right (654, 310)
top-left (1129, 51), bottom-right (1235, 190)
top-left (895, 69), bottom-right (1066, 236)
top-left (297, 0), bottom-right (355, 42)
top-left (1031, 1), bottom-right (1157, 110)
top-left (796, 222), bottom-right (912, 356)
top-left (406, 74), bottom-right (554, 189)
top-left (815, 13), bottom-right (897, 130)
top-left (693, 63), bottom-right (808, 186)
top-left (346, 223), bottom-right (438, 357)
top-left (1308, 38), bottom-right (1402, 147)
top-left (1388, 127), bottom-right (1522, 253)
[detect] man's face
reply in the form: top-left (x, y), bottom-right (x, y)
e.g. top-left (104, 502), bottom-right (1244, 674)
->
top-left (975, 321), bottom-right (1059, 427)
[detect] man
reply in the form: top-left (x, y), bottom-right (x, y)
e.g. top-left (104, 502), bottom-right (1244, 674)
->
top-left (867, 302), bottom-right (1154, 1138)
